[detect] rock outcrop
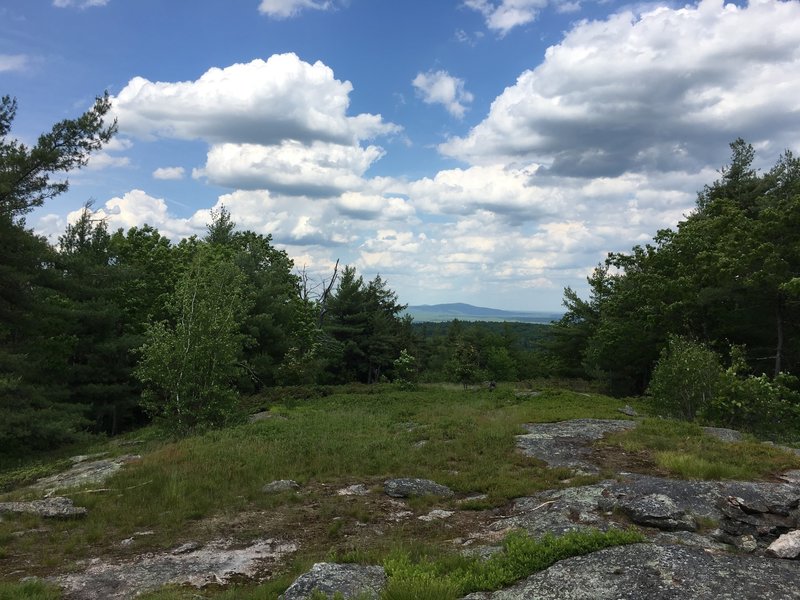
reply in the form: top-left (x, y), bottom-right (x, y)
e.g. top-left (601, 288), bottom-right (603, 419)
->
top-left (281, 563), bottom-right (387, 600)
top-left (462, 543), bottom-right (800, 599)
top-left (0, 496), bottom-right (87, 518)
top-left (54, 538), bottom-right (297, 600)
top-left (384, 477), bottom-right (453, 498)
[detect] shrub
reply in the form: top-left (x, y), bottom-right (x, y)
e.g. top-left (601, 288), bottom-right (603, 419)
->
top-left (647, 336), bottom-right (722, 420)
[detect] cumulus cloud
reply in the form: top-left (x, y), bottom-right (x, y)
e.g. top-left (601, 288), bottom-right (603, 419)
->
top-left (258, 0), bottom-right (333, 19)
top-left (196, 141), bottom-right (384, 196)
top-left (464, 0), bottom-right (548, 35)
top-left (72, 190), bottom-right (204, 240)
top-left (53, 0), bottom-right (109, 8)
top-left (111, 54), bottom-right (398, 197)
top-left (0, 54), bottom-right (28, 73)
top-left (444, 0), bottom-right (800, 176)
top-left (112, 55), bottom-right (396, 145)
top-left (412, 70), bottom-right (474, 118)
top-left (153, 167), bottom-right (186, 180)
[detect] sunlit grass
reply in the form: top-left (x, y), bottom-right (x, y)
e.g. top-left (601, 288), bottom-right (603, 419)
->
top-left (603, 418), bottom-right (800, 479)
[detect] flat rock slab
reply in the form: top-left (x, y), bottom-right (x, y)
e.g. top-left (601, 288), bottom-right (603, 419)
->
top-left (492, 474), bottom-right (800, 550)
top-left (54, 538), bottom-right (297, 600)
top-left (516, 419), bottom-right (636, 473)
top-left (384, 478), bottom-right (453, 498)
top-left (462, 543), bottom-right (800, 599)
top-left (0, 496), bottom-right (87, 518)
top-left (32, 455), bottom-right (141, 493)
top-left (281, 563), bottom-right (386, 600)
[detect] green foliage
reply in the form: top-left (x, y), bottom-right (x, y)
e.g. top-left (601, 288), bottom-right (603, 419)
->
top-left (136, 249), bottom-right (251, 434)
top-left (446, 341), bottom-right (484, 389)
top-left (393, 349), bottom-right (417, 389)
top-left (647, 336), bottom-right (722, 420)
top-left (704, 347), bottom-right (800, 435)
top-left (383, 529), bottom-right (644, 598)
top-left (549, 140), bottom-right (800, 394)
top-left (0, 94), bottom-right (117, 456)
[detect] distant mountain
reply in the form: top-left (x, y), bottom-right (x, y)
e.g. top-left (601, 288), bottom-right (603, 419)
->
top-left (404, 303), bottom-right (562, 323)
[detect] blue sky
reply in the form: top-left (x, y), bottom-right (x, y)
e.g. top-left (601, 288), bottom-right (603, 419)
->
top-left (2, 0), bottom-right (799, 311)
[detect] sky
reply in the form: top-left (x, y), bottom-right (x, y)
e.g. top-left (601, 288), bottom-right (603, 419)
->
top-left (2, 0), bottom-right (799, 311)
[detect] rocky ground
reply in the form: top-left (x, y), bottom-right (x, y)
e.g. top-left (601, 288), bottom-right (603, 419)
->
top-left (5, 418), bottom-right (800, 599)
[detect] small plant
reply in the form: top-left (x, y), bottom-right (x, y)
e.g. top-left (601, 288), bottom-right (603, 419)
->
top-left (393, 349), bottom-right (418, 390)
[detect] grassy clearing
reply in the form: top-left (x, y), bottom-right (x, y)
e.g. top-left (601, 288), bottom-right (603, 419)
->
top-left (0, 385), bottom-right (629, 583)
top-left (601, 418), bottom-right (800, 480)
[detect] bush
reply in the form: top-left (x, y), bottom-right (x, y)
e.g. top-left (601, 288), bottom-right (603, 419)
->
top-left (647, 336), bottom-right (722, 420)
top-left (702, 347), bottom-right (800, 435)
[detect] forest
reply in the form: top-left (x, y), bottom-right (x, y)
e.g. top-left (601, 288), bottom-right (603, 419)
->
top-left (2, 94), bottom-right (800, 460)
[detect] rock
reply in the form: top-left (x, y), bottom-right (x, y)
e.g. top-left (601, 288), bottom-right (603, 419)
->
top-left (515, 419), bottom-right (637, 473)
top-left (767, 530), bottom-right (800, 558)
top-left (32, 455), bottom-right (141, 493)
top-left (779, 470), bottom-right (800, 484)
top-left (281, 562), bottom-right (386, 600)
top-left (618, 405), bottom-right (638, 417)
top-left (337, 484), bottom-right (369, 496)
top-left (615, 493), bottom-right (697, 532)
top-left (384, 478), bottom-right (453, 498)
top-left (701, 427), bottom-right (744, 443)
top-left (736, 534), bottom-right (759, 553)
top-left (461, 543), bottom-right (800, 599)
top-left (0, 496), bottom-right (87, 518)
top-left (419, 509), bottom-right (455, 522)
top-left (54, 538), bottom-right (297, 599)
top-left (262, 480), bottom-right (300, 493)
top-left (171, 541), bottom-right (200, 554)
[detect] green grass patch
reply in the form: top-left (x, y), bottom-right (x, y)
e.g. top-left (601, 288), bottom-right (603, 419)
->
top-left (603, 418), bottom-right (800, 479)
top-left (383, 528), bottom-right (644, 599)
top-left (0, 580), bottom-right (62, 600)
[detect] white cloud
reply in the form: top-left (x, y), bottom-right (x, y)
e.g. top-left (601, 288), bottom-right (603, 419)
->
top-left (445, 0), bottom-right (800, 176)
top-left (53, 0), bottom-right (109, 8)
top-left (112, 55), bottom-right (397, 145)
top-left (464, 0), bottom-right (548, 35)
top-left (412, 70), bottom-right (474, 119)
top-left (0, 54), bottom-right (28, 73)
top-left (152, 167), bottom-right (186, 180)
top-left (336, 192), bottom-right (416, 220)
top-left (86, 152), bottom-right (130, 170)
top-left (197, 141), bottom-right (384, 196)
top-left (258, 0), bottom-right (332, 19)
top-left (70, 190), bottom-right (204, 240)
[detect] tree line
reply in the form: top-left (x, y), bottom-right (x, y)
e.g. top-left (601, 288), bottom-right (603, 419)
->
top-left (3, 94), bottom-right (559, 455)
top-left (544, 140), bottom-right (800, 434)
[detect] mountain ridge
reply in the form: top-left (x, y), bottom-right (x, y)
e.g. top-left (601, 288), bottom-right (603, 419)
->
top-left (404, 302), bottom-right (562, 323)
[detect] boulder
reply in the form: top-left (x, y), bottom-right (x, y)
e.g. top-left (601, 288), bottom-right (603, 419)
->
top-left (384, 478), bottom-right (453, 498)
top-left (767, 530), bottom-right (800, 559)
top-left (281, 563), bottom-right (386, 600)
top-left (262, 480), bottom-right (300, 493)
top-left (614, 493), bottom-right (697, 532)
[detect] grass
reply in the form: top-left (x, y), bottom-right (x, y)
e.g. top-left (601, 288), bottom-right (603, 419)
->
top-left (0, 580), bottom-right (62, 600)
top-left (0, 385), bottom-right (630, 582)
top-left (601, 418), bottom-right (800, 479)
top-left (382, 528), bottom-right (644, 599)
